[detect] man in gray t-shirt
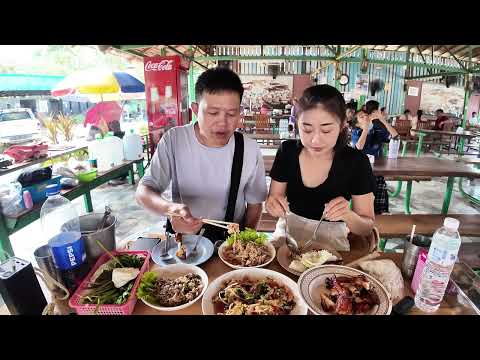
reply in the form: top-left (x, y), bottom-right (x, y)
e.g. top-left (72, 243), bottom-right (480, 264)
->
top-left (136, 67), bottom-right (267, 237)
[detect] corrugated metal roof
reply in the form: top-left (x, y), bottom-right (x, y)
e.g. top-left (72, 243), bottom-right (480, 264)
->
top-left (0, 74), bottom-right (65, 92)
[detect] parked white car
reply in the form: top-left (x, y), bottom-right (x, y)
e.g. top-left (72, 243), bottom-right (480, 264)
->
top-left (0, 108), bottom-right (42, 144)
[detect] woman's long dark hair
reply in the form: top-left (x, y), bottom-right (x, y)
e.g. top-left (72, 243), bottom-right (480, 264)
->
top-left (296, 84), bottom-right (348, 152)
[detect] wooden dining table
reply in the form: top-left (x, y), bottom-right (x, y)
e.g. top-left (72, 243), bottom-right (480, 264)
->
top-left (133, 250), bottom-right (477, 315)
top-left (263, 155), bottom-right (480, 214)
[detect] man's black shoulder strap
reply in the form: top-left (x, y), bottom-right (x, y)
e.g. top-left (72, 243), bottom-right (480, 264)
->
top-left (224, 131), bottom-right (244, 222)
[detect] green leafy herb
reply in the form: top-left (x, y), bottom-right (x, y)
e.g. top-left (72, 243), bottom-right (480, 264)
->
top-left (226, 228), bottom-right (268, 246)
top-left (136, 271), bottom-right (158, 304)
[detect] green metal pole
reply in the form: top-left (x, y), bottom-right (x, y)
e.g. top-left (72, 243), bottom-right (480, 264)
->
top-left (83, 191), bottom-right (93, 213)
top-left (442, 176), bottom-right (456, 214)
top-left (458, 177), bottom-right (480, 206)
top-left (388, 181), bottom-right (403, 198)
top-left (458, 89), bottom-right (470, 155)
top-left (0, 214), bottom-right (14, 261)
top-left (416, 133), bottom-right (426, 157)
top-left (189, 62), bottom-right (197, 124)
top-left (404, 180), bottom-right (412, 215)
top-left (401, 140), bottom-right (408, 156)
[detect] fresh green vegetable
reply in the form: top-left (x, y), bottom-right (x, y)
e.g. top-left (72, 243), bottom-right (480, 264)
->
top-left (79, 254), bottom-right (144, 307)
top-left (136, 271), bottom-right (159, 304)
top-left (226, 228), bottom-right (268, 246)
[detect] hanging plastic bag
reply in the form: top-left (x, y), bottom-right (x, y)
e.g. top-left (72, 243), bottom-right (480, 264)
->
top-left (0, 182), bottom-right (24, 217)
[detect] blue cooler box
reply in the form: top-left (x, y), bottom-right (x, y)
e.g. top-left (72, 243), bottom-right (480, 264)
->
top-left (22, 175), bottom-right (63, 204)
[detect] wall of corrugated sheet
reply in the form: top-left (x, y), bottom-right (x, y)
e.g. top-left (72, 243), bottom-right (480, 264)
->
top-left (213, 46), bottom-right (467, 115)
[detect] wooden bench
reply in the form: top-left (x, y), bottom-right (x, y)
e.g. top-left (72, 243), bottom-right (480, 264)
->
top-left (374, 214), bottom-right (480, 238)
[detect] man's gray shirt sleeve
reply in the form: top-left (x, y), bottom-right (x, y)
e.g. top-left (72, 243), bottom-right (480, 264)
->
top-left (140, 130), bottom-right (173, 194)
top-left (244, 145), bottom-right (268, 204)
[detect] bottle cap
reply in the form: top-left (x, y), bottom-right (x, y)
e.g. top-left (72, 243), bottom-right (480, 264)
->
top-left (46, 184), bottom-right (60, 196)
top-left (130, 129), bottom-right (135, 134)
top-left (444, 217), bottom-right (460, 231)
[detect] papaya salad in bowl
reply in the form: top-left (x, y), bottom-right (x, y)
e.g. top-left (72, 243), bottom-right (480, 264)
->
top-left (218, 228), bottom-right (276, 269)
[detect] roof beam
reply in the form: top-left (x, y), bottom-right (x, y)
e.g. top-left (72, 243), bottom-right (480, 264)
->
top-left (443, 46), bottom-right (469, 72)
top-left (416, 45), bottom-right (432, 75)
top-left (324, 45), bottom-right (336, 55)
top-left (405, 70), bottom-right (470, 80)
top-left (166, 45), bottom-right (208, 70)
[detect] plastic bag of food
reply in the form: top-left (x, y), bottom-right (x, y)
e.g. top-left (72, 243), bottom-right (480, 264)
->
top-left (359, 259), bottom-right (404, 302)
top-left (0, 181), bottom-right (24, 217)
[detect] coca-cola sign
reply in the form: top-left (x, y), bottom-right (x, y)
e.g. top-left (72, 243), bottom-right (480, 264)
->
top-left (145, 60), bottom-right (174, 72)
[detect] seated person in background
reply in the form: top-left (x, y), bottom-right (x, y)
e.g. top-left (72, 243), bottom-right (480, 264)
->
top-left (351, 101), bottom-right (399, 214)
top-left (346, 104), bottom-right (356, 128)
top-left (433, 109), bottom-right (449, 130)
top-left (380, 107), bottom-right (388, 120)
top-left (399, 109), bottom-right (412, 121)
top-left (469, 111), bottom-right (478, 127)
top-left (410, 109), bottom-right (427, 136)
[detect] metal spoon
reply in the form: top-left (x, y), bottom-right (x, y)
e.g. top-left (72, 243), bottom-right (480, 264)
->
top-left (191, 228), bottom-right (205, 257)
top-left (299, 212), bottom-right (325, 252)
top-left (157, 233), bottom-right (174, 261)
top-left (284, 212), bottom-right (301, 255)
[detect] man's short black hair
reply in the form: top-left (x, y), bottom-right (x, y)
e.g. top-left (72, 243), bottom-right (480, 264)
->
top-left (195, 67), bottom-right (244, 102)
top-left (365, 100), bottom-right (380, 115)
top-left (436, 108), bottom-right (444, 113)
top-left (473, 112), bottom-right (477, 116)
top-left (381, 107), bottom-right (386, 112)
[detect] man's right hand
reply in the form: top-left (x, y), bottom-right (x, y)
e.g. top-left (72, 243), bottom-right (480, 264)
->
top-left (265, 195), bottom-right (289, 218)
top-left (167, 203), bottom-right (203, 234)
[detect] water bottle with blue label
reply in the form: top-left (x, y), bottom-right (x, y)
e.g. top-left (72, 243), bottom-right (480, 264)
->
top-left (40, 184), bottom-right (88, 293)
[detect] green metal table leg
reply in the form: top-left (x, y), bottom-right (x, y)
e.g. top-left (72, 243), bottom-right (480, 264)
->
top-left (388, 180), bottom-right (403, 198)
top-left (458, 177), bottom-right (480, 206)
top-left (0, 214), bottom-right (14, 261)
top-left (404, 180), bottom-right (412, 214)
top-left (416, 134), bottom-right (425, 157)
top-left (433, 144), bottom-right (443, 158)
top-left (136, 160), bottom-right (145, 179)
top-left (83, 191), bottom-right (93, 213)
top-left (458, 137), bottom-right (465, 156)
top-left (128, 166), bottom-right (135, 185)
top-left (401, 141), bottom-right (408, 157)
top-left (441, 176), bottom-right (456, 215)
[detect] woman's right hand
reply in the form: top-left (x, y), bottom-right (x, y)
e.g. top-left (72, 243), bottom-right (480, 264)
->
top-left (167, 203), bottom-right (203, 234)
top-left (265, 195), bottom-right (289, 218)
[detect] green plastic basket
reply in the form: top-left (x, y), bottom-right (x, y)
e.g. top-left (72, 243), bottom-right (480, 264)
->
top-left (77, 169), bottom-right (97, 183)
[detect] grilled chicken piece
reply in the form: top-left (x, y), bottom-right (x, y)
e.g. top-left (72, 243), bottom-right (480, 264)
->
top-left (335, 295), bottom-right (353, 315)
top-left (320, 292), bottom-right (336, 312)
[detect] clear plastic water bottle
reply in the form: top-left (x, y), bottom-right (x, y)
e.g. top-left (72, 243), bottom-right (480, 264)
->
top-left (40, 184), bottom-right (88, 293)
top-left (414, 218), bottom-right (462, 312)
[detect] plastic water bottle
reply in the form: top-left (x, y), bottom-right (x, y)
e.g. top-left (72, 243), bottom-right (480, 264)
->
top-left (40, 184), bottom-right (88, 293)
top-left (414, 218), bottom-right (462, 312)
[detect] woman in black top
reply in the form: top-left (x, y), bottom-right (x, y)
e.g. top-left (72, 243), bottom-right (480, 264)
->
top-left (266, 85), bottom-right (376, 236)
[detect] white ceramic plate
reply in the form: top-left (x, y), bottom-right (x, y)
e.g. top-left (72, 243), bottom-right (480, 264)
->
top-left (202, 268), bottom-right (308, 315)
top-left (218, 241), bottom-right (276, 270)
top-left (151, 234), bottom-right (214, 267)
top-left (276, 245), bottom-right (343, 276)
top-left (297, 265), bottom-right (392, 315)
top-left (140, 263), bottom-right (208, 312)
